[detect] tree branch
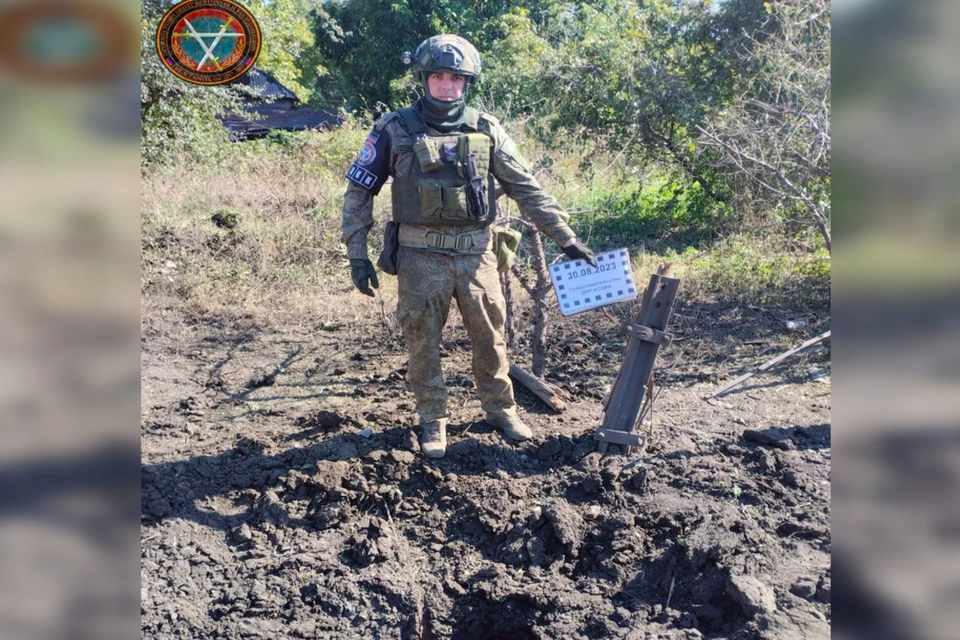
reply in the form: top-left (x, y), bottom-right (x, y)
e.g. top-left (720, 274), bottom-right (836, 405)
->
top-left (696, 125), bottom-right (830, 251)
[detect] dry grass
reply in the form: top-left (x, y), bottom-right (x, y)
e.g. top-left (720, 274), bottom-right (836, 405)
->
top-left (141, 123), bottom-right (398, 325)
top-left (142, 125), bottom-right (828, 330)
top-left (140, 122), bottom-right (583, 325)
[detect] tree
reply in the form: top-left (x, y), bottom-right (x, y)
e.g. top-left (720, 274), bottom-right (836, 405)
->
top-left (695, 0), bottom-right (831, 250)
top-left (538, 2), bottom-right (773, 186)
top-left (140, 0), bottom-right (243, 168)
top-left (245, 0), bottom-right (327, 102)
top-left (311, 0), bottom-right (568, 109)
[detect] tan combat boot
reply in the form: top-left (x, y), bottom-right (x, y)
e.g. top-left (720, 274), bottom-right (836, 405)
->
top-left (485, 411), bottom-right (532, 441)
top-left (420, 419), bottom-right (448, 458)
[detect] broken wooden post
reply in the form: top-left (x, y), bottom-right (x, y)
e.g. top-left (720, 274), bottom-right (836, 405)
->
top-left (509, 364), bottom-right (570, 412)
top-left (495, 202), bottom-right (556, 376)
top-left (501, 270), bottom-right (516, 348)
top-left (596, 270), bottom-right (680, 452)
top-left (526, 227), bottom-right (552, 377)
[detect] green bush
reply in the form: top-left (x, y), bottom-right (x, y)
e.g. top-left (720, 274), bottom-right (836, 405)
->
top-left (572, 171), bottom-right (730, 250)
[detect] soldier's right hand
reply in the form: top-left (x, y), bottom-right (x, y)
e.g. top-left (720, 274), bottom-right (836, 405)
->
top-left (349, 258), bottom-right (380, 297)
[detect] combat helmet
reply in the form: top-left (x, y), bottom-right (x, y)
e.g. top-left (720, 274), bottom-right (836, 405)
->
top-left (403, 35), bottom-right (482, 85)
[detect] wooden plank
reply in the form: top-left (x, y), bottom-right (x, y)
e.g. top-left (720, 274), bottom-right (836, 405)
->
top-left (706, 330), bottom-right (831, 398)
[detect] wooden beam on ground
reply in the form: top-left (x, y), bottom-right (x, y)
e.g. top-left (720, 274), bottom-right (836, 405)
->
top-left (509, 364), bottom-right (570, 412)
top-left (706, 330), bottom-right (831, 399)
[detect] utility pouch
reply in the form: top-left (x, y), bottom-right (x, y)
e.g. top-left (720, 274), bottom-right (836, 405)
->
top-left (412, 135), bottom-right (443, 172)
top-left (419, 179), bottom-right (471, 220)
top-left (376, 221), bottom-right (400, 275)
top-left (492, 226), bottom-right (522, 273)
top-left (456, 133), bottom-right (491, 179)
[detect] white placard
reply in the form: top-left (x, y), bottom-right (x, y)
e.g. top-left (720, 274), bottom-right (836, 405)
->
top-left (549, 248), bottom-right (638, 317)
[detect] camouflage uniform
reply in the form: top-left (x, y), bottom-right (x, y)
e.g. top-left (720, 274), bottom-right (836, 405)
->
top-left (342, 113), bottom-right (576, 426)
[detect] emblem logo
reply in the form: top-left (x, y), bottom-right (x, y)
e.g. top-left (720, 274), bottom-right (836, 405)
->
top-left (155, 0), bottom-right (261, 86)
top-left (356, 132), bottom-right (379, 166)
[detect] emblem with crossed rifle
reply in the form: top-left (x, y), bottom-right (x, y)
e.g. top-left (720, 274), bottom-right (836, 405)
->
top-left (156, 0), bottom-right (261, 85)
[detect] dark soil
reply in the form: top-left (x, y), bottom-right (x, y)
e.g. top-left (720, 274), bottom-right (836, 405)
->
top-left (141, 293), bottom-right (830, 639)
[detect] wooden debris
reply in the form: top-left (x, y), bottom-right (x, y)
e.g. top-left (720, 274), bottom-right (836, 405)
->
top-left (509, 364), bottom-right (570, 412)
top-left (706, 330), bottom-right (831, 399)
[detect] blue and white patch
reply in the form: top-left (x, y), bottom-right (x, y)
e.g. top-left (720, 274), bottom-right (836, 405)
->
top-left (441, 142), bottom-right (457, 163)
top-left (346, 128), bottom-right (390, 194)
top-left (347, 165), bottom-right (377, 189)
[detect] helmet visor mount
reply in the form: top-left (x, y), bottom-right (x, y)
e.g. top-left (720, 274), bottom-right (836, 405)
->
top-left (433, 44), bottom-right (463, 73)
top-left (410, 35), bottom-right (481, 83)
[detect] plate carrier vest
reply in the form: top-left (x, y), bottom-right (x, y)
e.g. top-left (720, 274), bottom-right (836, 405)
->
top-left (390, 106), bottom-right (497, 228)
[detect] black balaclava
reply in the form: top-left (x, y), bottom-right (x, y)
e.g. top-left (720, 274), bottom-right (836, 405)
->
top-left (416, 75), bottom-right (469, 133)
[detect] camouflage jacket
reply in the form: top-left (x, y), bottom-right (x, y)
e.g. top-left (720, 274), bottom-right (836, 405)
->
top-left (341, 110), bottom-right (576, 260)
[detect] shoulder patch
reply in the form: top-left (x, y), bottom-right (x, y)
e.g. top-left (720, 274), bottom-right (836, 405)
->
top-left (346, 127), bottom-right (391, 194)
top-left (356, 131), bottom-right (379, 166)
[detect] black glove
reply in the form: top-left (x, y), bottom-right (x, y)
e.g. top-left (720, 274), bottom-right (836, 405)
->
top-left (349, 258), bottom-right (379, 297)
top-left (562, 240), bottom-right (596, 267)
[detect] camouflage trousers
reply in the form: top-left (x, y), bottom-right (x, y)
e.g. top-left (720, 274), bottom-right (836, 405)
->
top-left (396, 244), bottom-right (515, 424)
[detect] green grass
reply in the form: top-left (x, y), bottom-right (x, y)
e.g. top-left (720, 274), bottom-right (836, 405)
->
top-left (627, 238), bottom-right (830, 310)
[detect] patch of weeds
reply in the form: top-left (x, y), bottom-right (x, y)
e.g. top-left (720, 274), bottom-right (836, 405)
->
top-left (678, 239), bottom-right (830, 308)
top-left (572, 172), bottom-right (730, 252)
top-left (211, 209), bottom-right (240, 229)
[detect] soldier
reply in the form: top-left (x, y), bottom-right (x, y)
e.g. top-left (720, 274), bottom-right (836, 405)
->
top-left (342, 34), bottom-right (595, 458)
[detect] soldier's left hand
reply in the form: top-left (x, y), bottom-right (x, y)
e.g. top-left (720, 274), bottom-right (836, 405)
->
top-left (349, 258), bottom-right (380, 296)
top-left (562, 240), bottom-right (596, 267)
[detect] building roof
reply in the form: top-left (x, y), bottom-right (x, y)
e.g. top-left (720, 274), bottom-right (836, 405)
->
top-left (220, 66), bottom-right (347, 140)
top-left (229, 67), bottom-right (298, 102)
top-left (218, 106), bottom-right (346, 140)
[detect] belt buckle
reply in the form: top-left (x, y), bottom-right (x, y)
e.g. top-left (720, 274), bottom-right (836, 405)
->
top-left (454, 233), bottom-right (472, 251)
top-left (425, 230), bottom-right (444, 248)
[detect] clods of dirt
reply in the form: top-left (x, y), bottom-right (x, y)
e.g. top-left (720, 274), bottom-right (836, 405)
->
top-left (141, 299), bottom-right (830, 639)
